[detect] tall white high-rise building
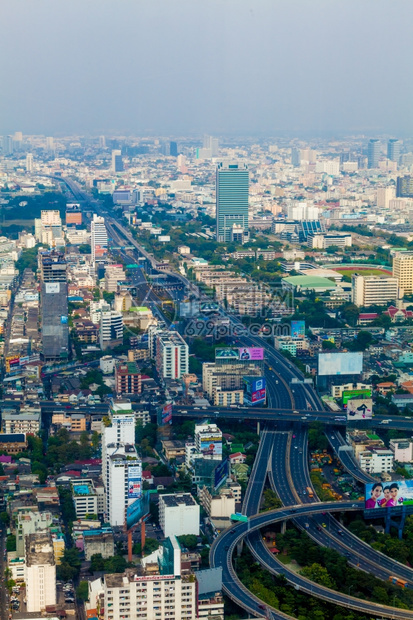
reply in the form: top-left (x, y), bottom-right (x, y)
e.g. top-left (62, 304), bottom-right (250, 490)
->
top-left (287, 202), bottom-right (319, 221)
top-left (99, 135), bottom-right (106, 148)
top-left (100, 311), bottom-right (123, 350)
top-left (26, 153), bottom-right (33, 172)
top-left (111, 149), bottom-right (123, 172)
top-left (46, 136), bottom-right (54, 152)
top-left (106, 445), bottom-right (141, 525)
top-left (155, 331), bottom-right (189, 379)
top-left (351, 274), bottom-right (399, 307)
top-left (25, 532), bottom-right (56, 612)
top-left (101, 413), bottom-right (140, 526)
top-left (103, 538), bottom-right (197, 620)
top-left (376, 186), bottom-right (396, 208)
top-left (91, 214), bottom-right (108, 265)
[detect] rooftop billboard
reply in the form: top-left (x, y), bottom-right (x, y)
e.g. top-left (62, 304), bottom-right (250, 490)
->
top-left (318, 352), bottom-right (363, 377)
top-left (215, 347), bottom-right (264, 361)
top-left (291, 320), bottom-right (305, 339)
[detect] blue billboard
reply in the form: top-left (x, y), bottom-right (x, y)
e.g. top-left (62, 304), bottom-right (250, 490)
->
top-left (243, 376), bottom-right (266, 406)
top-left (214, 459), bottom-right (229, 491)
top-left (128, 463), bottom-right (142, 499)
top-left (126, 491), bottom-right (150, 530)
top-left (291, 320), bottom-right (305, 338)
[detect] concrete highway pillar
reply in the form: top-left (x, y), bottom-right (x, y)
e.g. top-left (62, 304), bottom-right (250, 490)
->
top-left (236, 539), bottom-right (244, 556)
top-left (257, 421), bottom-right (260, 435)
top-left (281, 521), bottom-right (286, 534)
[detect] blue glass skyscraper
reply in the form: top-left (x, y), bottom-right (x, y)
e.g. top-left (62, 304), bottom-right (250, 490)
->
top-left (216, 162), bottom-right (249, 243)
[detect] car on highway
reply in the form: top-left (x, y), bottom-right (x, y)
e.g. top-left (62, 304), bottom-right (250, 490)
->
top-left (322, 523), bottom-right (327, 528)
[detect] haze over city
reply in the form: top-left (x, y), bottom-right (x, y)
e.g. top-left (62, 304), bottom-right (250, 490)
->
top-left (3, 2), bottom-right (413, 620)
top-left (1, 0), bottom-right (413, 136)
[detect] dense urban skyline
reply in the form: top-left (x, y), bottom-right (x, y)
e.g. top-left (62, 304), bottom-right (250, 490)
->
top-left (1, 0), bottom-right (413, 136)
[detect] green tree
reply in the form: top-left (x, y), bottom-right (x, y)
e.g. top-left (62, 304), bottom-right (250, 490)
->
top-left (76, 581), bottom-right (89, 601)
top-left (262, 489), bottom-right (283, 511)
top-left (6, 535), bottom-right (16, 552)
top-left (177, 535), bottom-right (198, 549)
top-left (300, 563), bottom-right (335, 588)
top-left (133, 537), bottom-right (160, 557)
top-left (91, 431), bottom-right (100, 451)
top-left (90, 553), bottom-right (105, 572)
top-left (0, 512), bottom-right (10, 526)
top-left (341, 303), bottom-right (359, 327)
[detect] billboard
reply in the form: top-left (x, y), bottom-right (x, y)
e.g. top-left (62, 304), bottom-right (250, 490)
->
top-left (342, 389), bottom-right (372, 405)
top-left (45, 282), bottom-right (60, 294)
top-left (238, 348), bottom-right (264, 361)
top-left (128, 463), bottom-right (142, 499)
top-left (200, 436), bottom-right (222, 457)
top-left (318, 352), bottom-right (363, 376)
top-left (216, 348), bottom-right (239, 360)
top-left (365, 480), bottom-right (413, 510)
top-left (244, 376), bottom-right (266, 406)
top-left (347, 398), bottom-right (373, 420)
top-left (126, 491), bottom-right (150, 530)
top-left (5, 356), bottom-right (20, 373)
top-left (215, 347), bottom-right (264, 361)
top-left (214, 459), bottom-right (229, 491)
top-left (161, 403), bottom-right (172, 425)
top-left (291, 320), bottom-right (305, 339)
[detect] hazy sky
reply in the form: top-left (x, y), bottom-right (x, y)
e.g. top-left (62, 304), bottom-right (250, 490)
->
top-left (1, 0), bottom-right (413, 137)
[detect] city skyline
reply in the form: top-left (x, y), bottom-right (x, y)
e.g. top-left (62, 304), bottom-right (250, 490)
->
top-left (1, 0), bottom-right (413, 136)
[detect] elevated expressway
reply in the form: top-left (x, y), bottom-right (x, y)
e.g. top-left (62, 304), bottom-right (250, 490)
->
top-left (210, 430), bottom-right (413, 619)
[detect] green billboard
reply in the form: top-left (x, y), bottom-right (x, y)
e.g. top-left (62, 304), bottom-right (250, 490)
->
top-left (342, 389), bottom-right (372, 405)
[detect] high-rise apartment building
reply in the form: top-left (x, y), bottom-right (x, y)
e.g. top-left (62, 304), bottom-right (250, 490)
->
top-left (203, 135), bottom-right (219, 156)
top-left (111, 149), bottom-right (123, 172)
top-left (376, 186), bottom-right (396, 208)
top-left (91, 214), bottom-right (108, 265)
top-left (393, 252), bottom-right (413, 295)
top-left (387, 139), bottom-right (401, 162)
top-left (170, 141), bottom-right (178, 157)
top-left (291, 147), bottom-right (301, 167)
top-left (216, 162), bottom-right (249, 243)
top-left (103, 540), bottom-right (197, 620)
top-left (155, 331), bottom-right (189, 379)
top-left (367, 139), bottom-right (380, 169)
top-left (99, 135), bottom-right (106, 148)
top-left (26, 153), bottom-right (33, 172)
top-left (106, 445), bottom-right (140, 526)
top-left (40, 250), bottom-right (69, 361)
top-left (396, 176), bottom-right (413, 198)
top-left (115, 362), bottom-right (142, 395)
top-left (4, 135), bottom-right (14, 155)
top-left (100, 311), bottom-right (123, 350)
top-left (351, 274), bottom-right (399, 307)
top-left (104, 264), bottom-right (125, 292)
top-left (25, 533), bottom-right (56, 612)
top-left (101, 412), bottom-right (139, 525)
top-left (46, 136), bottom-right (54, 152)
